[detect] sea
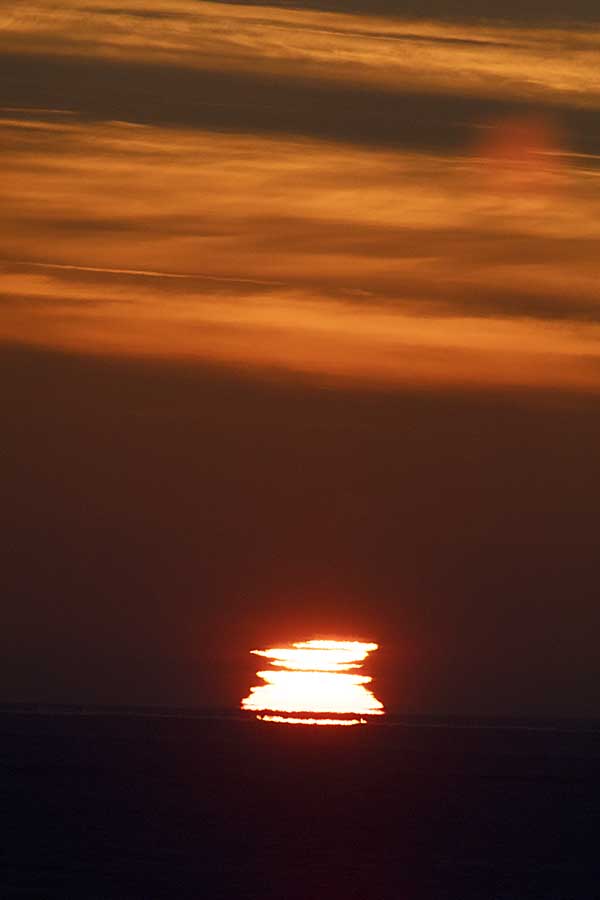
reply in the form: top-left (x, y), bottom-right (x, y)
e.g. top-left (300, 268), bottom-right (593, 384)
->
top-left (1, 707), bottom-right (599, 899)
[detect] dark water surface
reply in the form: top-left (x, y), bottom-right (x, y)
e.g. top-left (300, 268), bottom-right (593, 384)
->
top-left (2, 710), bottom-right (599, 898)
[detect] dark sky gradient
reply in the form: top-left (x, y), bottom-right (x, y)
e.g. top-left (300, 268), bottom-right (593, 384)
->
top-left (3, 344), bottom-right (599, 714)
top-left (1, 0), bottom-right (600, 715)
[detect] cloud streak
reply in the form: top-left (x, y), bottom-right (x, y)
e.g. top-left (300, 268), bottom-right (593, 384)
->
top-left (3, 0), bottom-right (600, 109)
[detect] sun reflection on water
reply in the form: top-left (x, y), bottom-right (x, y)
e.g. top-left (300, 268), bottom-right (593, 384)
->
top-left (241, 639), bottom-right (384, 726)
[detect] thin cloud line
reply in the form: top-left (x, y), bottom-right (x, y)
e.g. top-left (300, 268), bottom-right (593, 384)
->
top-left (3, 259), bottom-right (288, 288)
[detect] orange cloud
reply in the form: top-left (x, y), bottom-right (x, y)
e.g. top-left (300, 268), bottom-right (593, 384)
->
top-left (2, 0), bottom-right (600, 108)
top-left (1, 105), bottom-right (600, 391)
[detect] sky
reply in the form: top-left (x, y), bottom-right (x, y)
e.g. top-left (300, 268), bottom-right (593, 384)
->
top-left (1, 0), bottom-right (600, 715)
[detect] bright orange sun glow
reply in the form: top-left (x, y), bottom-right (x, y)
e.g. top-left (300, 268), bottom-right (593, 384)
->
top-left (241, 639), bottom-right (384, 726)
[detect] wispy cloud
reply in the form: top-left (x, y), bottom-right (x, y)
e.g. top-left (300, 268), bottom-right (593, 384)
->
top-left (3, 264), bottom-right (600, 391)
top-left (2, 0), bottom-right (600, 108)
top-left (1, 112), bottom-right (600, 389)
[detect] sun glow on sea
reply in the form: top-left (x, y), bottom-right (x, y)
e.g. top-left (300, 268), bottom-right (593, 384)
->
top-left (241, 639), bottom-right (384, 726)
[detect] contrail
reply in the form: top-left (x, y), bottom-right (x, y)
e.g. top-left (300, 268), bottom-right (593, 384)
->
top-left (4, 259), bottom-right (287, 288)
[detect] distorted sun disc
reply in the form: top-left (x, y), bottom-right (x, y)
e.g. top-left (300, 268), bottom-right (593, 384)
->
top-left (241, 639), bottom-right (384, 726)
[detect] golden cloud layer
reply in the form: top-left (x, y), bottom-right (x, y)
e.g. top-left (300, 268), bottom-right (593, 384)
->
top-left (2, 1), bottom-right (600, 390)
top-left (1, 0), bottom-right (600, 108)
top-left (1, 114), bottom-right (600, 389)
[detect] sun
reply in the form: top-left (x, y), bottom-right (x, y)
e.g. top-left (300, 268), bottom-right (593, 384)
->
top-left (241, 639), bottom-right (384, 726)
